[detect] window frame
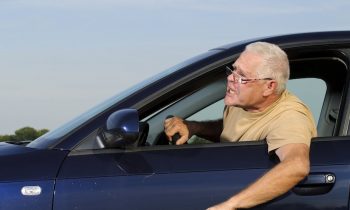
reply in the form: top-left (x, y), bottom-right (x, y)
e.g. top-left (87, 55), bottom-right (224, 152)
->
top-left (73, 48), bottom-right (349, 152)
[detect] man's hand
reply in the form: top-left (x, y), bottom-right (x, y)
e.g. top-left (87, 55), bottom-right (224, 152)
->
top-left (206, 201), bottom-right (236, 210)
top-left (164, 116), bottom-right (190, 145)
top-left (207, 143), bottom-right (310, 209)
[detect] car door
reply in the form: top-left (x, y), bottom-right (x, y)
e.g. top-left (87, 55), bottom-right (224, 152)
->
top-left (52, 96), bottom-right (350, 210)
top-left (53, 136), bottom-right (350, 210)
top-left (53, 45), bottom-right (350, 210)
top-left (53, 141), bottom-right (270, 210)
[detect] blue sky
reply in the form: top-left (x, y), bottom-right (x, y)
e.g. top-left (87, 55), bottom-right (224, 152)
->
top-left (1, 0), bottom-right (350, 134)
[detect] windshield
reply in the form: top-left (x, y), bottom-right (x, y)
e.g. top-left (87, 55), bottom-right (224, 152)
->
top-left (27, 50), bottom-right (220, 149)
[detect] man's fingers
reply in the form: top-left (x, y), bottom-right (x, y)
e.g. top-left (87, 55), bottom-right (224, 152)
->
top-left (164, 117), bottom-right (178, 141)
top-left (163, 116), bottom-right (189, 144)
top-left (176, 136), bottom-right (188, 145)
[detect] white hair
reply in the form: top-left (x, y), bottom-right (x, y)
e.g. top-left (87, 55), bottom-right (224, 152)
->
top-left (245, 42), bottom-right (290, 94)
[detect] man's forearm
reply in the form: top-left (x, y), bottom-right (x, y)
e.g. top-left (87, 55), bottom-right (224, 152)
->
top-left (228, 157), bottom-right (309, 208)
top-left (207, 144), bottom-right (310, 210)
top-left (185, 119), bottom-right (223, 142)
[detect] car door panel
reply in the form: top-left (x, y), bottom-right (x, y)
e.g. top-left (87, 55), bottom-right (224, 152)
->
top-left (54, 143), bottom-right (271, 209)
top-left (54, 170), bottom-right (266, 210)
top-left (54, 137), bottom-right (350, 209)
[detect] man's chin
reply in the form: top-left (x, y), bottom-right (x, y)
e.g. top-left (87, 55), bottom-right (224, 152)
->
top-left (224, 98), bottom-right (239, 107)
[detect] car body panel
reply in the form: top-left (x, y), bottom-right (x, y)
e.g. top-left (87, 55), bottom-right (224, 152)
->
top-left (0, 143), bottom-right (68, 181)
top-left (0, 143), bottom-right (68, 210)
top-left (0, 180), bottom-right (55, 210)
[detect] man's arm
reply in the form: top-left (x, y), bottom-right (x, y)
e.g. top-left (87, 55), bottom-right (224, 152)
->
top-left (207, 143), bottom-right (310, 210)
top-left (164, 117), bottom-right (223, 144)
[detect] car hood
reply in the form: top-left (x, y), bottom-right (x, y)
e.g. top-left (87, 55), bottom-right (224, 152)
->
top-left (0, 142), bottom-right (68, 182)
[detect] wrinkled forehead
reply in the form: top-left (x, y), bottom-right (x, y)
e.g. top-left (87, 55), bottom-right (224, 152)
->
top-left (233, 51), bottom-right (264, 76)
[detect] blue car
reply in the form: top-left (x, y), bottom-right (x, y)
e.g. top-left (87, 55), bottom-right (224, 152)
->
top-left (1, 31), bottom-right (350, 210)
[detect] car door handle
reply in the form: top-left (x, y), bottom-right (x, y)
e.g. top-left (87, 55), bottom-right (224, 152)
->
top-left (292, 173), bottom-right (335, 196)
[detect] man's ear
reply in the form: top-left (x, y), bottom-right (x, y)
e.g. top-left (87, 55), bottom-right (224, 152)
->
top-left (263, 80), bottom-right (277, 96)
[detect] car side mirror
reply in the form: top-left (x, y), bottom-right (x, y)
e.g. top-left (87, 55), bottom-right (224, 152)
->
top-left (97, 109), bottom-right (139, 149)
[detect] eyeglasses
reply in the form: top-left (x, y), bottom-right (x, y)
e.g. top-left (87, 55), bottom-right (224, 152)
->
top-left (226, 66), bottom-right (273, 84)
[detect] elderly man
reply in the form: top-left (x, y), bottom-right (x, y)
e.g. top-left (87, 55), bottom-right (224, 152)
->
top-left (164, 42), bottom-right (317, 209)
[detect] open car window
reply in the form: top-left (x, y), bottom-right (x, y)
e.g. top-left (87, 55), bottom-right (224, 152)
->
top-left (73, 47), bottom-right (348, 151)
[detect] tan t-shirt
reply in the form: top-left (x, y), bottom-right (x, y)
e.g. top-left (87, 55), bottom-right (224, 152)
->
top-left (220, 90), bottom-right (317, 152)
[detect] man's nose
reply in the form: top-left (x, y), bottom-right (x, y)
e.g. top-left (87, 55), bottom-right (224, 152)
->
top-left (227, 74), bottom-right (234, 82)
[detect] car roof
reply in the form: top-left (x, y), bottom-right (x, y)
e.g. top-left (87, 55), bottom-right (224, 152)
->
top-left (212, 31), bottom-right (350, 51)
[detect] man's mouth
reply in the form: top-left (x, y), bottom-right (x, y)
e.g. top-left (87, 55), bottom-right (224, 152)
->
top-left (227, 87), bottom-right (235, 94)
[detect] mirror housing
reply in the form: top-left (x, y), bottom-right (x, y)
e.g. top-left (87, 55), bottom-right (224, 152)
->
top-left (97, 109), bottom-right (139, 148)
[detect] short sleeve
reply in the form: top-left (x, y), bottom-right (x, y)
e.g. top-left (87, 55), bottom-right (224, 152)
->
top-left (266, 110), bottom-right (316, 153)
